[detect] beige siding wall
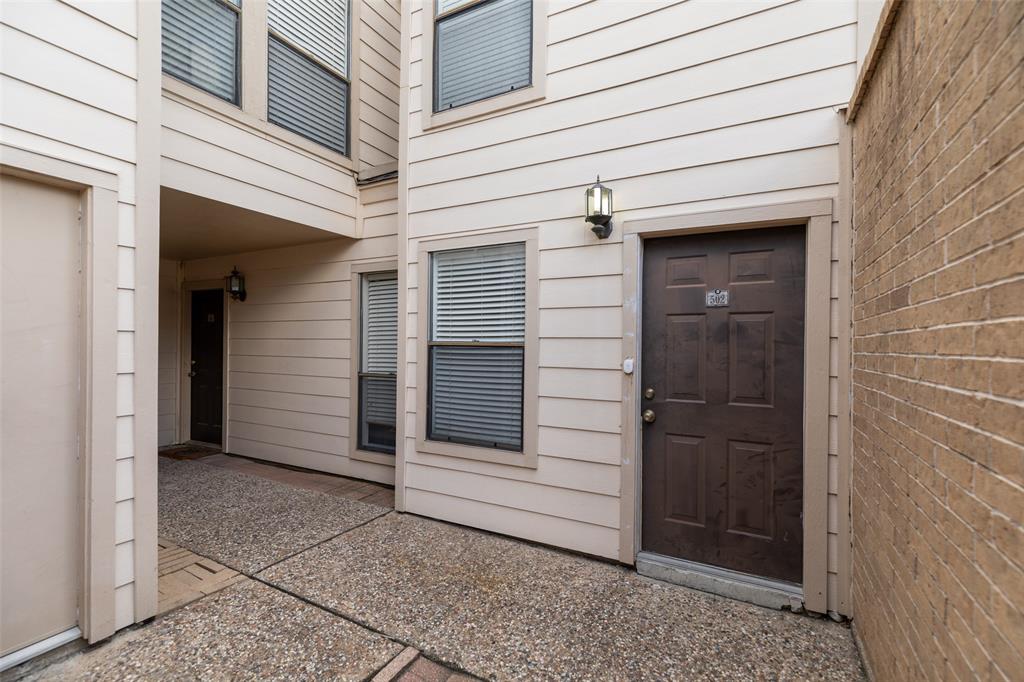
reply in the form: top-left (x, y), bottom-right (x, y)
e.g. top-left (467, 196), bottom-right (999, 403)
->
top-left (160, 92), bottom-right (360, 237)
top-left (159, 181), bottom-right (399, 481)
top-left (158, 259), bottom-right (180, 446)
top-left (401, 0), bottom-right (856, 609)
top-left (0, 0), bottom-right (142, 630)
top-left (158, 0), bottom-right (401, 234)
top-left (356, 0), bottom-right (401, 172)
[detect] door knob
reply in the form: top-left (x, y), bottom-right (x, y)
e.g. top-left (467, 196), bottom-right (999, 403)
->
top-left (642, 409), bottom-right (656, 423)
top-left (188, 370), bottom-right (197, 377)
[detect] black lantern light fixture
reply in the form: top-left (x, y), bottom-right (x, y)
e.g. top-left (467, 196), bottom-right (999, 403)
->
top-left (584, 175), bottom-right (613, 239)
top-left (226, 267), bottom-right (247, 302)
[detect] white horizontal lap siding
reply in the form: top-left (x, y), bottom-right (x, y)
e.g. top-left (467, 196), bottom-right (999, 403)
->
top-left (357, 0), bottom-right (400, 171)
top-left (402, 0), bottom-right (855, 575)
top-left (1, 0), bottom-right (142, 630)
top-left (174, 184), bottom-right (399, 484)
top-left (159, 97), bottom-right (358, 236)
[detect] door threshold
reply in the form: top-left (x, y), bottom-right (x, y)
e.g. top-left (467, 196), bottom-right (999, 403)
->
top-left (636, 552), bottom-right (804, 612)
top-left (0, 627), bottom-right (82, 672)
top-left (186, 440), bottom-right (221, 449)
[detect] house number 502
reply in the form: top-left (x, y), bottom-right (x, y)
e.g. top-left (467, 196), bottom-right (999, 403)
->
top-left (706, 289), bottom-right (729, 307)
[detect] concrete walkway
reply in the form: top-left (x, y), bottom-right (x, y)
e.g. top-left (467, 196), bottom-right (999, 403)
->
top-left (22, 458), bottom-right (865, 681)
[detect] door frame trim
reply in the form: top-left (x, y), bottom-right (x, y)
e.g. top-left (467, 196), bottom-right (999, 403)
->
top-left (179, 281), bottom-right (229, 449)
top-left (1, 144), bottom-right (120, 643)
top-left (620, 198), bottom-right (834, 614)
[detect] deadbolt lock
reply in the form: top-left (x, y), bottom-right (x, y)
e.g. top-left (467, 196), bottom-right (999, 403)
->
top-left (642, 409), bottom-right (656, 423)
top-left (644, 387), bottom-right (655, 400)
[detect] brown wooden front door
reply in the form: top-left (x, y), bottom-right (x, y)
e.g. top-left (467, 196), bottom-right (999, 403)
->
top-left (640, 226), bottom-right (805, 583)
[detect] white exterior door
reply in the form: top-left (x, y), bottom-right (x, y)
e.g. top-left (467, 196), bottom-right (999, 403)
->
top-left (1, 174), bottom-right (82, 656)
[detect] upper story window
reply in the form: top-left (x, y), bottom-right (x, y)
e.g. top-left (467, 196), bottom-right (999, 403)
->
top-left (433, 0), bottom-right (533, 112)
top-left (162, 0), bottom-right (241, 104)
top-left (428, 242), bottom-right (526, 451)
top-left (267, 0), bottom-right (350, 155)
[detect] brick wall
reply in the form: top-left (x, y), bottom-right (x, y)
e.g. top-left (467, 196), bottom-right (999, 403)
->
top-left (850, 1), bottom-right (1023, 679)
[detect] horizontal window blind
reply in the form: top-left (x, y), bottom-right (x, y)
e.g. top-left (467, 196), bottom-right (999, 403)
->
top-left (434, 0), bottom-right (532, 112)
top-left (162, 0), bottom-right (239, 103)
top-left (362, 273), bottom-right (398, 373)
top-left (268, 36), bottom-right (348, 154)
top-left (430, 346), bottom-right (523, 450)
top-left (362, 376), bottom-right (396, 425)
top-left (359, 272), bottom-right (398, 454)
top-left (268, 0), bottom-right (348, 76)
top-left (436, 0), bottom-right (475, 14)
top-left (429, 242), bottom-right (526, 452)
top-left (431, 243), bottom-right (526, 342)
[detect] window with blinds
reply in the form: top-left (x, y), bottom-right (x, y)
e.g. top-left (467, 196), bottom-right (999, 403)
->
top-left (359, 272), bottom-right (398, 454)
top-left (433, 0), bottom-right (533, 112)
top-left (267, 0), bottom-right (349, 155)
top-left (162, 0), bottom-right (241, 104)
top-left (428, 242), bottom-right (526, 451)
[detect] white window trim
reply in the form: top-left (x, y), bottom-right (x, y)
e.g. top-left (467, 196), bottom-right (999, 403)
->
top-left (350, 260), bottom-right (399, 467)
top-left (416, 228), bottom-right (539, 468)
top-left (419, 0), bottom-right (547, 131)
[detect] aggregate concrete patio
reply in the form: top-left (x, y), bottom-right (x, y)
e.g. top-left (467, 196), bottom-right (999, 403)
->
top-left (29, 580), bottom-right (402, 681)
top-left (23, 457), bottom-right (865, 681)
top-left (260, 513), bottom-right (865, 680)
top-left (158, 457), bottom-right (390, 572)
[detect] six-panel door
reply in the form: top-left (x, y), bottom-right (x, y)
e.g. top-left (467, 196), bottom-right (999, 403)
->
top-left (641, 226), bottom-right (806, 583)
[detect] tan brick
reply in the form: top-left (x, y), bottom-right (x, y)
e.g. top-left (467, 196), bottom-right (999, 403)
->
top-left (989, 439), bottom-right (1024, 485)
top-left (936, 447), bottom-right (976, 490)
top-left (991, 361), bottom-right (1024, 399)
top-left (935, 259), bottom-right (976, 297)
top-left (976, 235), bottom-right (1024, 285)
top-left (987, 96), bottom-right (1024, 167)
top-left (989, 588), bottom-right (1024, 658)
top-left (975, 320), bottom-right (1024, 358)
top-left (989, 277), bottom-right (1024, 318)
top-left (976, 467), bottom-right (1024, 518)
top-left (851, 1), bottom-right (1023, 676)
top-left (989, 513), bottom-right (1024, 568)
top-left (977, 146), bottom-right (1024, 213)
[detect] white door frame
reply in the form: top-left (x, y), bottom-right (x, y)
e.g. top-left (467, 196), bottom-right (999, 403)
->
top-left (178, 280), bottom-right (229, 449)
top-left (0, 144), bottom-right (120, 645)
top-left (620, 198), bottom-right (835, 615)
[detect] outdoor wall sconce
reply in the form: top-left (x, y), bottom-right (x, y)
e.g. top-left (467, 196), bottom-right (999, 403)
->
top-left (226, 268), bottom-right (247, 302)
top-left (585, 176), bottom-right (613, 239)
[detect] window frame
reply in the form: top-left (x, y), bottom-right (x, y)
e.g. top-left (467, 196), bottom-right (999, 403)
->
top-left (420, 0), bottom-right (547, 131)
top-left (161, 0), bottom-right (243, 106)
top-left (350, 260), bottom-right (399, 467)
top-left (416, 228), bottom-right (539, 468)
top-left (266, 0), bottom-right (352, 157)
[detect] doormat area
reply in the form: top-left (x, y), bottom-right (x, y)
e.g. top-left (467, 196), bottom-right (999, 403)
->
top-left (158, 444), bottom-right (221, 460)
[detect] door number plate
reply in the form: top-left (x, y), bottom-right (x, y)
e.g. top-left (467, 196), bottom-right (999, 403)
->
top-left (706, 289), bottom-right (729, 307)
